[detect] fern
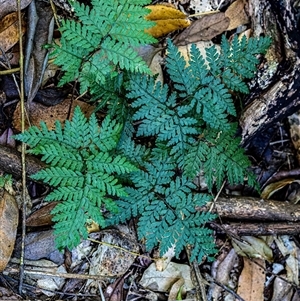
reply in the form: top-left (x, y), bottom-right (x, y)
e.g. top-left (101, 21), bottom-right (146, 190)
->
top-left (51, 0), bottom-right (156, 91)
top-left (16, 31), bottom-right (271, 261)
top-left (14, 107), bottom-right (137, 250)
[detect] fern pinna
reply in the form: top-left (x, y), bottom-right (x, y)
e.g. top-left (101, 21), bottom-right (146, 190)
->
top-left (51, 0), bottom-right (156, 91)
top-left (14, 107), bottom-right (137, 250)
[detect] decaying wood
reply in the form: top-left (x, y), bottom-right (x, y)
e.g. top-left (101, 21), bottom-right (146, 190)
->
top-left (210, 221), bottom-right (300, 236)
top-left (0, 145), bottom-right (45, 179)
top-left (240, 0), bottom-right (300, 146)
top-left (199, 196), bottom-right (300, 222)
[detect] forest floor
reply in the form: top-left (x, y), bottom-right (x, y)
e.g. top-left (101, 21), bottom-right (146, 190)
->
top-left (0, 0), bottom-right (300, 300)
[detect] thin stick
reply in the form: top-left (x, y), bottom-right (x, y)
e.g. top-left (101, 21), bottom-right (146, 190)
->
top-left (209, 180), bottom-right (226, 212)
top-left (16, 0), bottom-right (27, 295)
top-left (5, 267), bottom-right (108, 281)
top-left (0, 68), bottom-right (20, 75)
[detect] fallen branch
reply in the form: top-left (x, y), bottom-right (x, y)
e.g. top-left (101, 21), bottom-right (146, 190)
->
top-left (0, 145), bottom-right (45, 179)
top-left (199, 196), bottom-right (300, 222)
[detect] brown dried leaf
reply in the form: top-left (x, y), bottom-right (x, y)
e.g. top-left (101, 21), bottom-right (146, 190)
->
top-left (13, 98), bottom-right (95, 131)
top-left (237, 258), bottom-right (265, 301)
top-left (0, 12), bottom-right (26, 54)
top-left (225, 0), bottom-right (249, 30)
top-left (0, 0), bottom-right (32, 19)
top-left (210, 249), bottom-right (239, 300)
top-left (174, 12), bottom-right (230, 45)
top-left (0, 189), bottom-right (19, 271)
top-left (0, 11), bottom-right (18, 32)
top-left (26, 202), bottom-right (58, 227)
top-left (145, 4), bottom-right (190, 38)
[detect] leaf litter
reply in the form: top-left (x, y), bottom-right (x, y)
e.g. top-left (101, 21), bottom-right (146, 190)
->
top-left (0, 0), bottom-right (300, 300)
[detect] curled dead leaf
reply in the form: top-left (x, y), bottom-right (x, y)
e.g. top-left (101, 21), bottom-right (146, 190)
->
top-left (174, 12), bottom-right (230, 45)
top-left (261, 178), bottom-right (297, 200)
top-left (232, 236), bottom-right (273, 262)
top-left (168, 278), bottom-right (185, 301)
top-left (0, 189), bottom-right (19, 271)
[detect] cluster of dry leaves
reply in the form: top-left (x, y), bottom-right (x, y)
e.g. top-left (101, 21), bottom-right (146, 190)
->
top-left (1, 0), bottom-right (300, 300)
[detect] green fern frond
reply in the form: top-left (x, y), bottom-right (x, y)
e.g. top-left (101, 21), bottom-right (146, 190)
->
top-left (32, 167), bottom-right (85, 187)
top-left (51, 0), bottom-right (156, 90)
top-left (128, 75), bottom-right (198, 165)
top-left (14, 106), bottom-right (137, 250)
top-left (128, 37), bottom-right (270, 173)
top-left (50, 38), bottom-right (85, 86)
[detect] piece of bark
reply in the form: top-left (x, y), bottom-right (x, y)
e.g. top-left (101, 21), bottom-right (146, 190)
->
top-left (210, 221), bottom-right (300, 236)
top-left (240, 0), bottom-right (300, 146)
top-left (0, 145), bottom-right (45, 179)
top-left (240, 62), bottom-right (300, 145)
top-left (198, 196), bottom-right (300, 222)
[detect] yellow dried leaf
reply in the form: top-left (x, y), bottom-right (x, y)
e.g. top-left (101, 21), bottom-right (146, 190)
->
top-left (146, 19), bottom-right (190, 38)
top-left (87, 220), bottom-right (100, 233)
top-left (145, 4), bottom-right (187, 20)
top-left (145, 4), bottom-right (190, 38)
